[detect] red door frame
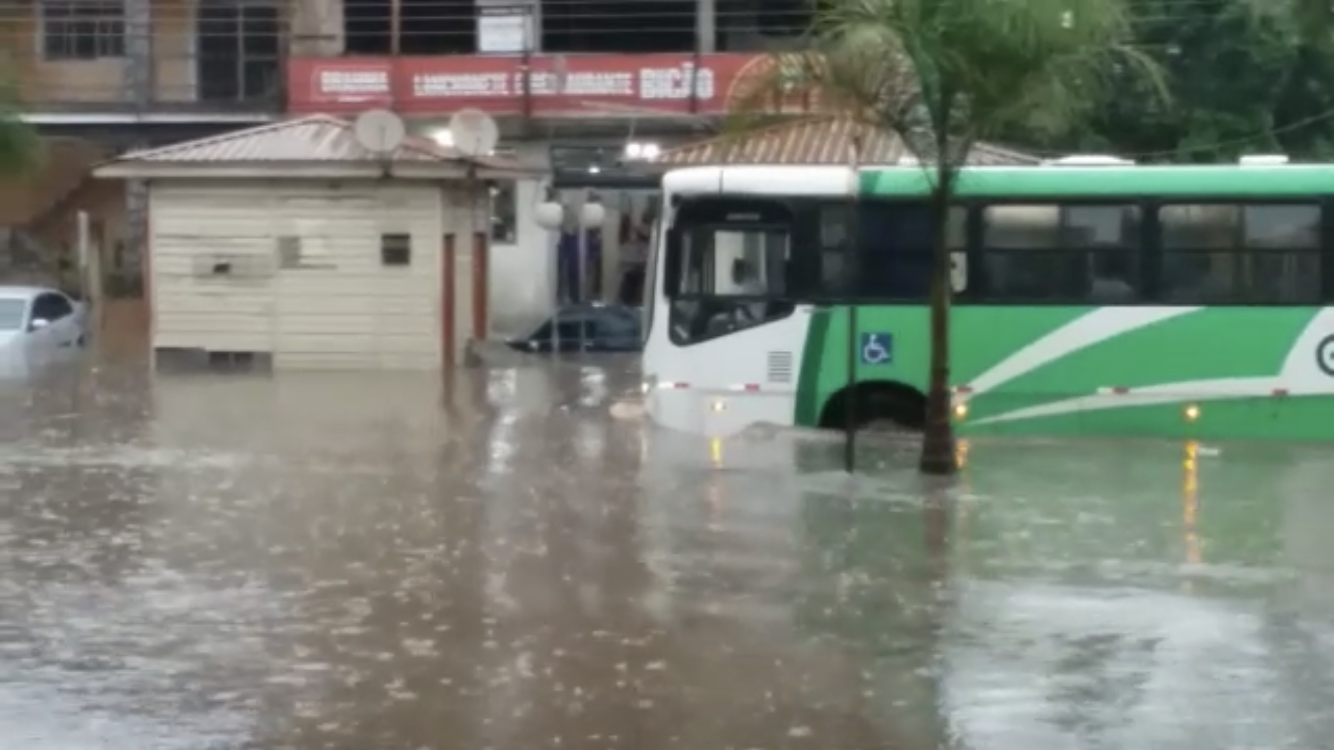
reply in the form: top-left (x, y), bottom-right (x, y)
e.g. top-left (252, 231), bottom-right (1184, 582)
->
top-left (471, 231), bottom-right (488, 342)
top-left (442, 233), bottom-right (456, 367)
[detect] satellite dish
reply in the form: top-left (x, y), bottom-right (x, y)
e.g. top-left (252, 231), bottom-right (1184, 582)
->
top-left (352, 109), bottom-right (406, 155)
top-left (447, 108), bottom-right (500, 157)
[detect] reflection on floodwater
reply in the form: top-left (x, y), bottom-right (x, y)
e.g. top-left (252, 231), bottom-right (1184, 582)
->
top-left (0, 355), bottom-right (1333, 748)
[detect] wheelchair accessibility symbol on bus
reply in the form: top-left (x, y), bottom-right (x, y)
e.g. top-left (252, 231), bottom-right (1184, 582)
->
top-left (860, 332), bottom-right (894, 366)
top-left (1318, 334), bottom-right (1334, 376)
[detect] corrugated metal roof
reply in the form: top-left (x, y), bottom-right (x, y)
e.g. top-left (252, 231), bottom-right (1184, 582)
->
top-left (657, 117), bottom-right (1039, 167)
top-left (106, 114), bottom-right (520, 170)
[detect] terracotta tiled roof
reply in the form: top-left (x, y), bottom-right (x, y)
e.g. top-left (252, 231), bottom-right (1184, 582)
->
top-left (657, 117), bottom-right (1038, 167)
top-left (101, 114), bottom-right (521, 170)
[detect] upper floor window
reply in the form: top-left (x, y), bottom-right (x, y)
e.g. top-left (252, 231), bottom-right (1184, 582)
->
top-left (42, 0), bottom-right (126, 60)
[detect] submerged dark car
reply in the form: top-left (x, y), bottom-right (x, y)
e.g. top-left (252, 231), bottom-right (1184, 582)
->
top-left (505, 304), bottom-right (642, 354)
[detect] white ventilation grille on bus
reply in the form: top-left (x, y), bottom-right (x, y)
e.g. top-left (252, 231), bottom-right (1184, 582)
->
top-left (767, 351), bottom-right (794, 383)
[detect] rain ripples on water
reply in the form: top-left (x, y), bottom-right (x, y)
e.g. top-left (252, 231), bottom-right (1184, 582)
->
top-left (1, 355), bottom-right (1334, 748)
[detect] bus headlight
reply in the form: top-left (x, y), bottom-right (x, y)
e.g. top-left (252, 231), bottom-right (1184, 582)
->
top-left (710, 399), bottom-right (726, 412)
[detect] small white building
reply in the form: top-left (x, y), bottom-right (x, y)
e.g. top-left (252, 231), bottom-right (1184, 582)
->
top-left (93, 115), bottom-right (528, 370)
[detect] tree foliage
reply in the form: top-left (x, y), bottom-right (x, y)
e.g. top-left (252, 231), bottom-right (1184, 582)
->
top-left (737, 0), bottom-right (1165, 163)
top-left (732, 0), bottom-right (1334, 164)
top-left (1260, 0), bottom-right (1334, 49)
top-left (1016, 0), bottom-right (1334, 161)
top-left (0, 71), bottom-right (41, 178)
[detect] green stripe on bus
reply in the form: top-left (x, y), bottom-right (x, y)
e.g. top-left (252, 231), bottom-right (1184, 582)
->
top-left (795, 308), bottom-right (832, 427)
top-left (859, 166), bottom-right (1334, 198)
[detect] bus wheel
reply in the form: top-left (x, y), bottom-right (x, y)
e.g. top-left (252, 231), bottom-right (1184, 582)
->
top-left (819, 381), bottom-right (926, 433)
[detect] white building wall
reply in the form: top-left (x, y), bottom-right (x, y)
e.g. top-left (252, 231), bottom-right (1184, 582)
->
top-left (491, 178), bottom-right (556, 338)
top-left (149, 184), bottom-right (278, 354)
top-left (149, 179), bottom-right (446, 370)
top-left (271, 183), bottom-right (443, 369)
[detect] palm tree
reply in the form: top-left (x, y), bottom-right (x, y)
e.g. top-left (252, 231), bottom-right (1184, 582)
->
top-left (735, 0), bottom-right (1165, 475)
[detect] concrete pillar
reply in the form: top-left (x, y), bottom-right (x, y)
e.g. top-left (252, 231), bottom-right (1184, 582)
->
top-left (528, 0), bottom-right (542, 53)
top-left (290, 0), bottom-right (346, 56)
top-left (696, 0), bottom-right (716, 52)
top-left (124, 178), bottom-right (149, 285)
top-left (122, 0), bottom-right (151, 281)
top-left (124, 0), bottom-right (153, 106)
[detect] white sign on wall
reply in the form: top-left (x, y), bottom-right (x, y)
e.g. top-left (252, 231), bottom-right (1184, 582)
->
top-left (477, 0), bottom-right (534, 53)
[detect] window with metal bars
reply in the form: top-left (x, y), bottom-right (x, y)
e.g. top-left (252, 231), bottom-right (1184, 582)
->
top-left (41, 0), bottom-right (126, 60)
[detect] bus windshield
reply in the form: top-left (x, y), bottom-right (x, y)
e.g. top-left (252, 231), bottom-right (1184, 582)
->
top-left (677, 225), bottom-right (790, 297)
top-left (665, 201), bottom-right (800, 345)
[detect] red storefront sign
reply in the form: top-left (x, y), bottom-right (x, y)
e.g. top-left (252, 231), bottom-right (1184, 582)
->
top-left (287, 53), bottom-right (791, 117)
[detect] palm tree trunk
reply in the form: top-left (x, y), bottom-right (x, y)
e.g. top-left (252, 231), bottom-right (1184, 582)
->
top-left (919, 172), bottom-right (957, 475)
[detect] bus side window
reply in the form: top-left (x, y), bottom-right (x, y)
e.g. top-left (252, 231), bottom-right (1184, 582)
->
top-left (981, 204), bottom-right (1140, 302)
top-left (1068, 205), bottom-right (1141, 303)
top-left (1160, 204), bottom-right (1236, 304)
top-left (1160, 203), bottom-right (1321, 304)
top-left (1241, 204), bottom-right (1321, 304)
top-left (850, 202), bottom-right (969, 300)
top-left (819, 203), bottom-right (856, 297)
top-left (981, 205), bottom-right (1063, 300)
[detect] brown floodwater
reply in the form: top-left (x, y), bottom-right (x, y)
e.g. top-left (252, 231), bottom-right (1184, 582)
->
top-left (3, 345), bottom-right (1334, 749)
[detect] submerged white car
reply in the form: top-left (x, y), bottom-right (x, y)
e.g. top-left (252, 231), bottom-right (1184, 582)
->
top-left (0, 286), bottom-right (87, 362)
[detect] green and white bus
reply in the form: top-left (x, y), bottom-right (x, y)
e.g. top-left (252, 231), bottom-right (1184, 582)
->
top-left (642, 160), bottom-right (1334, 440)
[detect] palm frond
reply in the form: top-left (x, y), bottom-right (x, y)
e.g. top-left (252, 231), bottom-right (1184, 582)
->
top-left (0, 119), bottom-right (42, 177)
top-left (1243, 0), bottom-right (1333, 47)
top-left (0, 70), bottom-right (42, 178)
top-left (725, 0), bottom-right (1169, 168)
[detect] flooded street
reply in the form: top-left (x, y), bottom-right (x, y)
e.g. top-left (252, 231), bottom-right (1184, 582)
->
top-left (3, 352), bottom-right (1334, 749)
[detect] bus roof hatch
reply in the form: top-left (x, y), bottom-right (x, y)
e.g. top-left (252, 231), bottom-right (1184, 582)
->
top-left (1041, 154), bottom-right (1135, 166)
